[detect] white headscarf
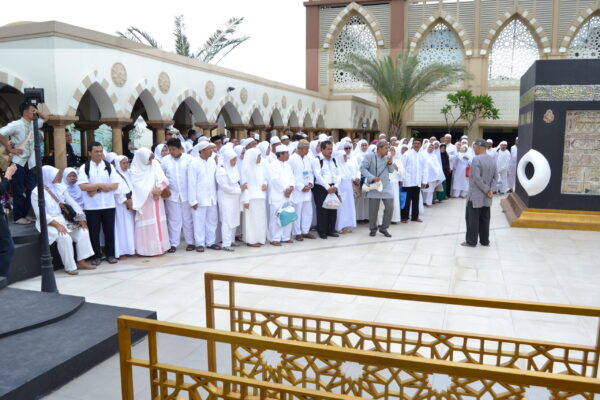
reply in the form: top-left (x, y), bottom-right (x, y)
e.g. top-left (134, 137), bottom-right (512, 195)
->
top-left (257, 141), bottom-right (270, 158)
top-left (424, 144), bottom-right (445, 183)
top-left (130, 148), bottom-right (168, 212)
top-left (61, 167), bottom-right (83, 207)
top-left (154, 144), bottom-right (166, 161)
top-left (40, 165), bottom-right (64, 215)
top-left (105, 152), bottom-right (118, 164)
top-left (221, 147), bottom-right (240, 184)
top-left (183, 141), bottom-right (193, 154)
top-left (242, 147), bottom-right (266, 200)
top-left (114, 155), bottom-right (133, 193)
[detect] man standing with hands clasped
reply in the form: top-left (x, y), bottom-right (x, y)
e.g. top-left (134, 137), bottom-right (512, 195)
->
top-left (360, 140), bottom-right (395, 237)
top-left (462, 138), bottom-right (497, 248)
top-left (313, 140), bottom-right (341, 239)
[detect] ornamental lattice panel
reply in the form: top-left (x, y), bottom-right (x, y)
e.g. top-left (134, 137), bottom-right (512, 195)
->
top-left (569, 16), bottom-right (600, 59)
top-left (333, 15), bottom-right (377, 89)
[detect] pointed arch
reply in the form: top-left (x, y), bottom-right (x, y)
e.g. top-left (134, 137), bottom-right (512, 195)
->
top-left (560, 6), bottom-right (600, 53)
top-left (170, 89), bottom-right (208, 123)
top-left (302, 112), bottom-right (313, 128)
top-left (480, 8), bottom-right (550, 55)
top-left (67, 70), bottom-right (116, 117)
top-left (211, 94), bottom-right (243, 125)
top-left (410, 11), bottom-right (473, 56)
top-left (268, 106), bottom-right (284, 127)
top-left (371, 119), bottom-right (378, 131)
top-left (245, 102), bottom-right (265, 126)
top-left (323, 2), bottom-right (385, 49)
top-left (287, 109), bottom-right (300, 128)
top-left (316, 113), bottom-right (325, 129)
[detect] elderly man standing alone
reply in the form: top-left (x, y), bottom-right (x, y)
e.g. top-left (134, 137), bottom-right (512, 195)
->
top-left (360, 140), bottom-right (395, 237)
top-left (462, 138), bottom-right (497, 248)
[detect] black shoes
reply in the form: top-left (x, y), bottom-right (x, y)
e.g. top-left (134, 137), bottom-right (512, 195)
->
top-left (379, 229), bottom-right (392, 238)
top-left (327, 232), bottom-right (339, 237)
top-left (369, 231), bottom-right (376, 237)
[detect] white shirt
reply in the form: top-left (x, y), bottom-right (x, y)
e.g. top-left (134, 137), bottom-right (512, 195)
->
top-left (78, 161), bottom-right (120, 210)
top-left (0, 118), bottom-right (44, 167)
top-left (496, 149), bottom-right (511, 173)
top-left (188, 157), bottom-right (217, 207)
top-left (510, 145), bottom-right (518, 165)
top-left (268, 159), bottom-right (295, 205)
top-left (401, 149), bottom-right (427, 187)
top-left (289, 153), bottom-right (315, 203)
top-left (161, 153), bottom-right (193, 203)
top-left (314, 155), bottom-right (341, 190)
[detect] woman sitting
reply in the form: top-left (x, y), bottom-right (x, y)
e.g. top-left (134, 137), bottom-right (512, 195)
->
top-left (61, 167), bottom-right (85, 209)
top-left (31, 166), bottom-right (95, 275)
top-left (130, 148), bottom-right (170, 256)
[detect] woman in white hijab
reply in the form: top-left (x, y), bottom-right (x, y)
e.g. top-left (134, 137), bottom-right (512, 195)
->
top-left (130, 147), bottom-right (170, 256)
top-left (422, 143), bottom-right (445, 207)
top-left (153, 143), bottom-right (168, 162)
top-left (113, 155), bottom-right (135, 259)
top-left (352, 139), bottom-right (370, 222)
top-left (61, 167), bottom-right (84, 209)
top-left (451, 144), bottom-right (471, 198)
top-left (335, 145), bottom-right (358, 233)
top-left (216, 147), bottom-right (245, 251)
top-left (240, 147), bottom-right (268, 246)
top-left (31, 166), bottom-right (95, 274)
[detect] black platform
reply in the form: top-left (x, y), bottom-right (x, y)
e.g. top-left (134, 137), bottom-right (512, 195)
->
top-left (0, 287), bottom-right (156, 400)
top-left (7, 222), bottom-right (72, 285)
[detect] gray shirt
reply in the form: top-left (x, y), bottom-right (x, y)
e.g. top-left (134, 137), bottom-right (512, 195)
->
top-left (0, 118), bottom-right (44, 168)
top-left (467, 153), bottom-right (498, 208)
top-left (360, 152), bottom-right (394, 199)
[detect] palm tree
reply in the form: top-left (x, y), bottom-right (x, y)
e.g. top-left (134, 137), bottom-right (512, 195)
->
top-left (337, 53), bottom-right (469, 137)
top-left (116, 16), bottom-right (249, 64)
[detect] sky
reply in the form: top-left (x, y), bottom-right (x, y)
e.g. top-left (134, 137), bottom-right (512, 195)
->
top-left (0, 0), bottom-right (307, 88)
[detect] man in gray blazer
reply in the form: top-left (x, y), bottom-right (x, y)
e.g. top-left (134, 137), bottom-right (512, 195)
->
top-left (462, 138), bottom-right (498, 247)
top-left (360, 140), bottom-right (395, 238)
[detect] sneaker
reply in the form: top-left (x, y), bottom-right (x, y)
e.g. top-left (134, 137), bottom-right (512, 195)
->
top-left (65, 270), bottom-right (79, 275)
top-left (460, 242), bottom-right (476, 248)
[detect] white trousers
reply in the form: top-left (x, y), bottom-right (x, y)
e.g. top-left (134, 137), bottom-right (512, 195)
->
top-left (292, 199), bottom-right (313, 235)
top-left (497, 170), bottom-right (509, 194)
top-left (165, 200), bottom-right (194, 247)
top-left (451, 189), bottom-right (468, 198)
top-left (423, 187), bottom-right (435, 206)
top-left (53, 227), bottom-right (95, 272)
top-left (191, 205), bottom-right (218, 247)
top-left (269, 204), bottom-right (293, 242)
top-left (508, 164), bottom-right (517, 190)
top-left (221, 226), bottom-right (237, 247)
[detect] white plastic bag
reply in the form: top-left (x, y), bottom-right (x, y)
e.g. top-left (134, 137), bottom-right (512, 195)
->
top-left (362, 180), bottom-right (383, 193)
top-left (322, 193), bottom-right (342, 210)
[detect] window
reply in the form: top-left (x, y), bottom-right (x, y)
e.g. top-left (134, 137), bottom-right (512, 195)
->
top-left (569, 16), bottom-right (600, 59)
top-left (333, 15), bottom-right (377, 89)
top-left (488, 19), bottom-right (539, 87)
top-left (417, 23), bottom-right (464, 68)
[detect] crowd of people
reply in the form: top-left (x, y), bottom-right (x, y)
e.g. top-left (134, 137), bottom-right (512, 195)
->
top-left (0, 102), bottom-right (518, 276)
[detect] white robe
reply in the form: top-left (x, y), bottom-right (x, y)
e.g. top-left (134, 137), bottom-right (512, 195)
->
top-left (113, 173), bottom-right (135, 257)
top-left (216, 166), bottom-right (242, 247)
top-left (289, 153), bottom-right (315, 236)
top-left (161, 153), bottom-right (195, 247)
top-left (335, 156), bottom-right (358, 231)
top-left (451, 152), bottom-right (471, 196)
top-left (267, 159), bottom-right (295, 242)
top-left (508, 145), bottom-right (518, 190)
top-left (496, 149), bottom-right (511, 194)
top-left (241, 150), bottom-right (268, 245)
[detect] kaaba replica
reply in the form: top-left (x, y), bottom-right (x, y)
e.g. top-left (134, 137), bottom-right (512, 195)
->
top-left (502, 59), bottom-right (600, 231)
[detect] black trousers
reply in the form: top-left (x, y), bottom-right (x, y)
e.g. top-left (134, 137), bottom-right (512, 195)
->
top-left (445, 170), bottom-right (453, 197)
top-left (12, 163), bottom-right (36, 221)
top-left (400, 186), bottom-right (421, 221)
top-left (465, 201), bottom-right (490, 246)
top-left (85, 208), bottom-right (116, 259)
top-left (312, 185), bottom-right (337, 236)
top-left (0, 213), bottom-right (15, 277)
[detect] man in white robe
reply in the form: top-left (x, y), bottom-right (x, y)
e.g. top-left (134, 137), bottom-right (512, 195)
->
top-left (269, 136), bottom-right (281, 163)
top-left (508, 137), bottom-right (518, 192)
top-left (486, 139), bottom-right (498, 160)
top-left (444, 134), bottom-right (457, 157)
top-left (289, 140), bottom-right (316, 241)
top-left (495, 141), bottom-right (511, 194)
top-left (267, 145), bottom-right (296, 246)
top-left (162, 138), bottom-right (195, 252)
top-left (188, 141), bottom-right (220, 252)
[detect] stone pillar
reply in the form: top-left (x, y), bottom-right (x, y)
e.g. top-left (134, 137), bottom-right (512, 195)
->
top-left (147, 120), bottom-right (174, 146)
top-left (47, 116), bottom-right (79, 170)
top-left (195, 122), bottom-right (216, 139)
top-left (100, 118), bottom-right (131, 155)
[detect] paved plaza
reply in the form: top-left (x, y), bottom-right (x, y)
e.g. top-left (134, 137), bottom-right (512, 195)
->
top-left (9, 196), bottom-right (600, 399)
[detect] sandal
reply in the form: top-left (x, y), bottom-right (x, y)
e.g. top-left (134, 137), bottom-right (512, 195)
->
top-left (196, 246), bottom-right (205, 253)
top-left (222, 247), bottom-right (235, 252)
top-left (107, 257), bottom-right (118, 264)
top-left (186, 245), bottom-right (195, 251)
top-left (91, 259), bottom-right (102, 266)
top-left (15, 218), bottom-right (32, 225)
top-left (167, 246), bottom-right (177, 253)
top-left (207, 244), bottom-right (221, 250)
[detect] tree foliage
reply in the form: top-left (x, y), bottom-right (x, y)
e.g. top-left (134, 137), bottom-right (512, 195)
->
top-left (441, 89), bottom-right (500, 135)
top-left (116, 16), bottom-right (249, 64)
top-left (337, 52), bottom-right (469, 137)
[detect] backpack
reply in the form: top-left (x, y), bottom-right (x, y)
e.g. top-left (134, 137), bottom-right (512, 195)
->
top-left (84, 160), bottom-right (112, 179)
top-left (319, 157), bottom-right (337, 168)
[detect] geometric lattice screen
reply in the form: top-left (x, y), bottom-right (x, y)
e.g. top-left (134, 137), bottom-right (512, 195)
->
top-left (417, 23), bottom-right (464, 68)
top-left (569, 16), bottom-right (600, 59)
top-left (333, 15), bottom-right (377, 89)
top-left (488, 19), bottom-right (539, 86)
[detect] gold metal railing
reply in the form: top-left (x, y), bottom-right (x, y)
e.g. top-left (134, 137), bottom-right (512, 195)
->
top-left (118, 316), bottom-right (600, 400)
top-left (204, 272), bottom-right (600, 396)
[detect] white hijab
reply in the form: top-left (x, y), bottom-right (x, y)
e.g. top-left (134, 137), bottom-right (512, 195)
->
top-left (221, 147), bottom-right (240, 184)
top-left (41, 165), bottom-right (64, 215)
top-left (154, 144), bottom-right (166, 161)
top-left (424, 145), bottom-right (445, 183)
top-left (130, 148), bottom-right (168, 212)
top-left (242, 147), bottom-right (266, 200)
top-left (61, 167), bottom-right (83, 207)
top-left (114, 155), bottom-right (133, 193)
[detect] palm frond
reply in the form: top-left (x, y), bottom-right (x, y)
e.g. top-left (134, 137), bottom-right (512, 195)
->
top-left (195, 17), bottom-right (250, 63)
top-left (116, 26), bottom-right (160, 48)
top-left (173, 15), bottom-right (191, 57)
top-left (337, 52), bottom-right (470, 129)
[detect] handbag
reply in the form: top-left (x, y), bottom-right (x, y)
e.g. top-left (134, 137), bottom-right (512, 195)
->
top-left (277, 202), bottom-right (297, 227)
top-left (44, 186), bottom-right (77, 223)
top-left (161, 186), bottom-right (172, 199)
top-left (465, 166), bottom-right (471, 178)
